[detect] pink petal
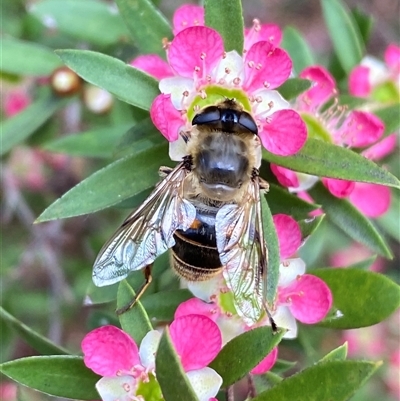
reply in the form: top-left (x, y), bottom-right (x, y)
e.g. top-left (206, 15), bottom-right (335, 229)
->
top-left (170, 315), bottom-right (222, 371)
top-left (150, 94), bottom-right (184, 141)
top-left (348, 65), bottom-right (371, 97)
top-left (81, 325), bottom-right (139, 377)
top-left (244, 22), bottom-right (282, 51)
top-left (273, 214), bottom-right (302, 260)
top-left (243, 41), bottom-right (292, 92)
top-left (173, 4), bottom-right (204, 35)
top-left (384, 43), bottom-right (400, 73)
top-left (4, 90), bottom-right (31, 117)
top-left (299, 66), bottom-right (336, 111)
top-left (322, 177), bottom-right (355, 198)
top-left (250, 347), bottom-right (278, 375)
top-left (259, 109), bottom-right (307, 156)
top-left (335, 111), bottom-right (384, 148)
top-left (349, 182), bottom-right (391, 218)
top-left (270, 164), bottom-right (300, 188)
top-left (168, 26), bottom-right (224, 79)
top-left (279, 274), bottom-right (333, 324)
top-left (362, 133), bottom-right (397, 161)
top-left (130, 55), bottom-right (173, 80)
top-left (175, 298), bottom-right (219, 322)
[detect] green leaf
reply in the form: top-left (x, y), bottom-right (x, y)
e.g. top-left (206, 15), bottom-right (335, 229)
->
top-left (320, 343), bottom-right (348, 362)
top-left (253, 360), bottom-right (380, 401)
top-left (346, 255), bottom-right (377, 270)
top-left (115, 0), bottom-right (172, 55)
top-left (261, 194), bottom-right (280, 306)
top-left (30, 0), bottom-right (129, 47)
top-left (0, 356), bottom-right (100, 400)
top-left (117, 280), bottom-right (153, 344)
top-left (309, 182), bottom-right (392, 258)
top-left (156, 328), bottom-right (198, 401)
top-left (298, 215), bottom-right (325, 240)
top-left (321, 0), bottom-right (364, 73)
top-left (204, 0), bottom-right (244, 54)
top-left (312, 268), bottom-right (400, 329)
top-left (1, 90), bottom-right (67, 156)
top-left (55, 50), bottom-right (159, 111)
top-left (36, 143), bottom-right (171, 222)
top-left (263, 138), bottom-right (400, 189)
top-left (277, 78), bottom-right (312, 101)
top-left (351, 7), bottom-right (374, 46)
top-left (281, 27), bottom-right (315, 74)
top-left (1, 38), bottom-right (62, 76)
top-left (271, 359), bottom-right (297, 374)
top-left (0, 307), bottom-right (69, 356)
top-left (210, 326), bottom-right (285, 387)
top-left (266, 183), bottom-right (320, 220)
top-left (374, 104), bottom-right (400, 138)
top-left (376, 194), bottom-right (400, 242)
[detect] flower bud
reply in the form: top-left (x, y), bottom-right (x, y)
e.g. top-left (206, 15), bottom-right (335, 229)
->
top-left (50, 67), bottom-right (82, 96)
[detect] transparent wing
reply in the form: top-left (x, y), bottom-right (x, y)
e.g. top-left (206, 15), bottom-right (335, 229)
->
top-left (93, 163), bottom-right (196, 286)
top-left (215, 179), bottom-right (266, 324)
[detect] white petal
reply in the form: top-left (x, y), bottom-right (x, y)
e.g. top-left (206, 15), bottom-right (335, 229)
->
top-left (139, 330), bottom-right (161, 370)
top-left (169, 135), bottom-right (188, 161)
top-left (273, 306), bottom-right (298, 339)
top-left (186, 367), bottom-right (223, 401)
top-left (361, 55), bottom-right (389, 86)
top-left (186, 276), bottom-right (222, 302)
top-left (288, 173), bottom-right (319, 193)
top-left (217, 315), bottom-right (245, 345)
top-left (252, 89), bottom-right (290, 118)
top-left (278, 258), bottom-right (306, 287)
top-left (96, 376), bottom-right (136, 401)
top-left (212, 50), bottom-right (245, 86)
top-left (159, 77), bottom-right (195, 109)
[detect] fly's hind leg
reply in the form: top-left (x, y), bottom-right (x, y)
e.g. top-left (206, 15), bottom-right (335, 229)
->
top-left (115, 264), bottom-right (153, 315)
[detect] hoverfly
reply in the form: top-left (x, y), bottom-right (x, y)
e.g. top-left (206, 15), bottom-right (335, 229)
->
top-left (93, 98), bottom-right (271, 325)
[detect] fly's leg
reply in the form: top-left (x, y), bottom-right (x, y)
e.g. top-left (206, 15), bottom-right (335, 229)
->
top-left (115, 264), bottom-right (153, 315)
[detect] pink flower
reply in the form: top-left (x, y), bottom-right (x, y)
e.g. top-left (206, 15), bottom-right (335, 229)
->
top-left (82, 319), bottom-right (222, 401)
top-left (4, 90), bottom-right (31, 117)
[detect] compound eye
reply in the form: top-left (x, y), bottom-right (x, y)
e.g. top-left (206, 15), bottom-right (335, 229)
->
top-left (239, 112), bottom-right (258, 134)
top-left (192, 106), bottom-right (221, 125)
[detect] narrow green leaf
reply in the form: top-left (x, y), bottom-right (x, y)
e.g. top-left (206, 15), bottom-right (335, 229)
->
top-left (298, 215), bottom-right (325, 240)
top-left (209, 326), bottom-right (285, 387)
top-left (0, 307), bottom-right (69, 356)
top-left (346, 255), bottom-right (377, 270)
top-left (204, 0), bottom-right (244, 53)
top-left (55, 50), bottom-right (159, 111)
top-left (309, 182), bottom-right (392, 258)
top-left (320, 343), bottom-right (348, 362)
top-left (374, 104), bottom-right (400, 137)
top-left (312, 268), bottom-right (400, 329)
top-left (321, 0), bottom-right (364, 73)
top-left (376, 194), bottom-right (400, 242)
top-left (1, 91), bottom-right (67, 156)
top-left (271, 359), bottom-right (297, 374)
top-left (117, 280), bottom-right (153, 345)
top-left (0, 356), bottom-right (100, 400)
top-left (30, 0), bottom-right (129, 47)
top-left (281, 27), bottom-right (315, 74)
top-left (36, 143), bottom-right (171, 222)
top-left (277, 78), bottom-right (311, 101)
top-left (263, 138), bottom-right (400, 189)
top-left (351, 7), bottom-right (374, 46)
top-left (156, 328), bottom-right (198, 401)
top-left (1, 38), bottom-right (62, 76)
top-left (115, 0), bottom-right (172, 55)
top-left (261, 194), bottom-right (280, 306)
top-left (253, 360), bottom-right (380, 401)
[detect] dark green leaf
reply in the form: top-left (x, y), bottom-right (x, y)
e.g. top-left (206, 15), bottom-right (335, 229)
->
top-left (156, 328), bottom-right (198, 401)
top-left (30, 0), bottom-right (129, 47)
top-left (0, 356), bottom-right (100, 400)
top-left (1, 90), bottom-right (67, 156)
top-left (312, 268), bottom-right (400, 329)
top-left (321, 0), bottom-right (364, 73)
top-left (253, 360), bottom-right (380, 401)
top-left (320, 343), bottom-right (348, 362)
top-left (309, 182), bottom-right (392, 258)
top-left (298, 215), bottom-right (325, 240)
top-left (1, 38), bottom-right (62, 76)
top-left (0, 307), bottom-right (69, 356)
top-left (271, 359), bottom-right (297, 374)
top-left (115, 0), bottom-right (172, 55)
top-left (36, 143), bottom-right (172, 222)
top-left (263, 138), bottom-right (400, 189)
top-left (117, 280), bottom-right (153, 344)
top-left (351, 7), bottom-right (374, 46)
top-left (261, 194), bottom-right (280, 306)
top-left (281, 27), bottom-right (315, 74)
top-left (209, 326), bottom-right (285, 387)
top-left (204, 0), bottom-right (244, 53)
top-left (374, 104), bottom-right (400, 138)
top-left (277, 78), bottom-right (311, 101)
top-left (55, 50), bottom-right (159, 111)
